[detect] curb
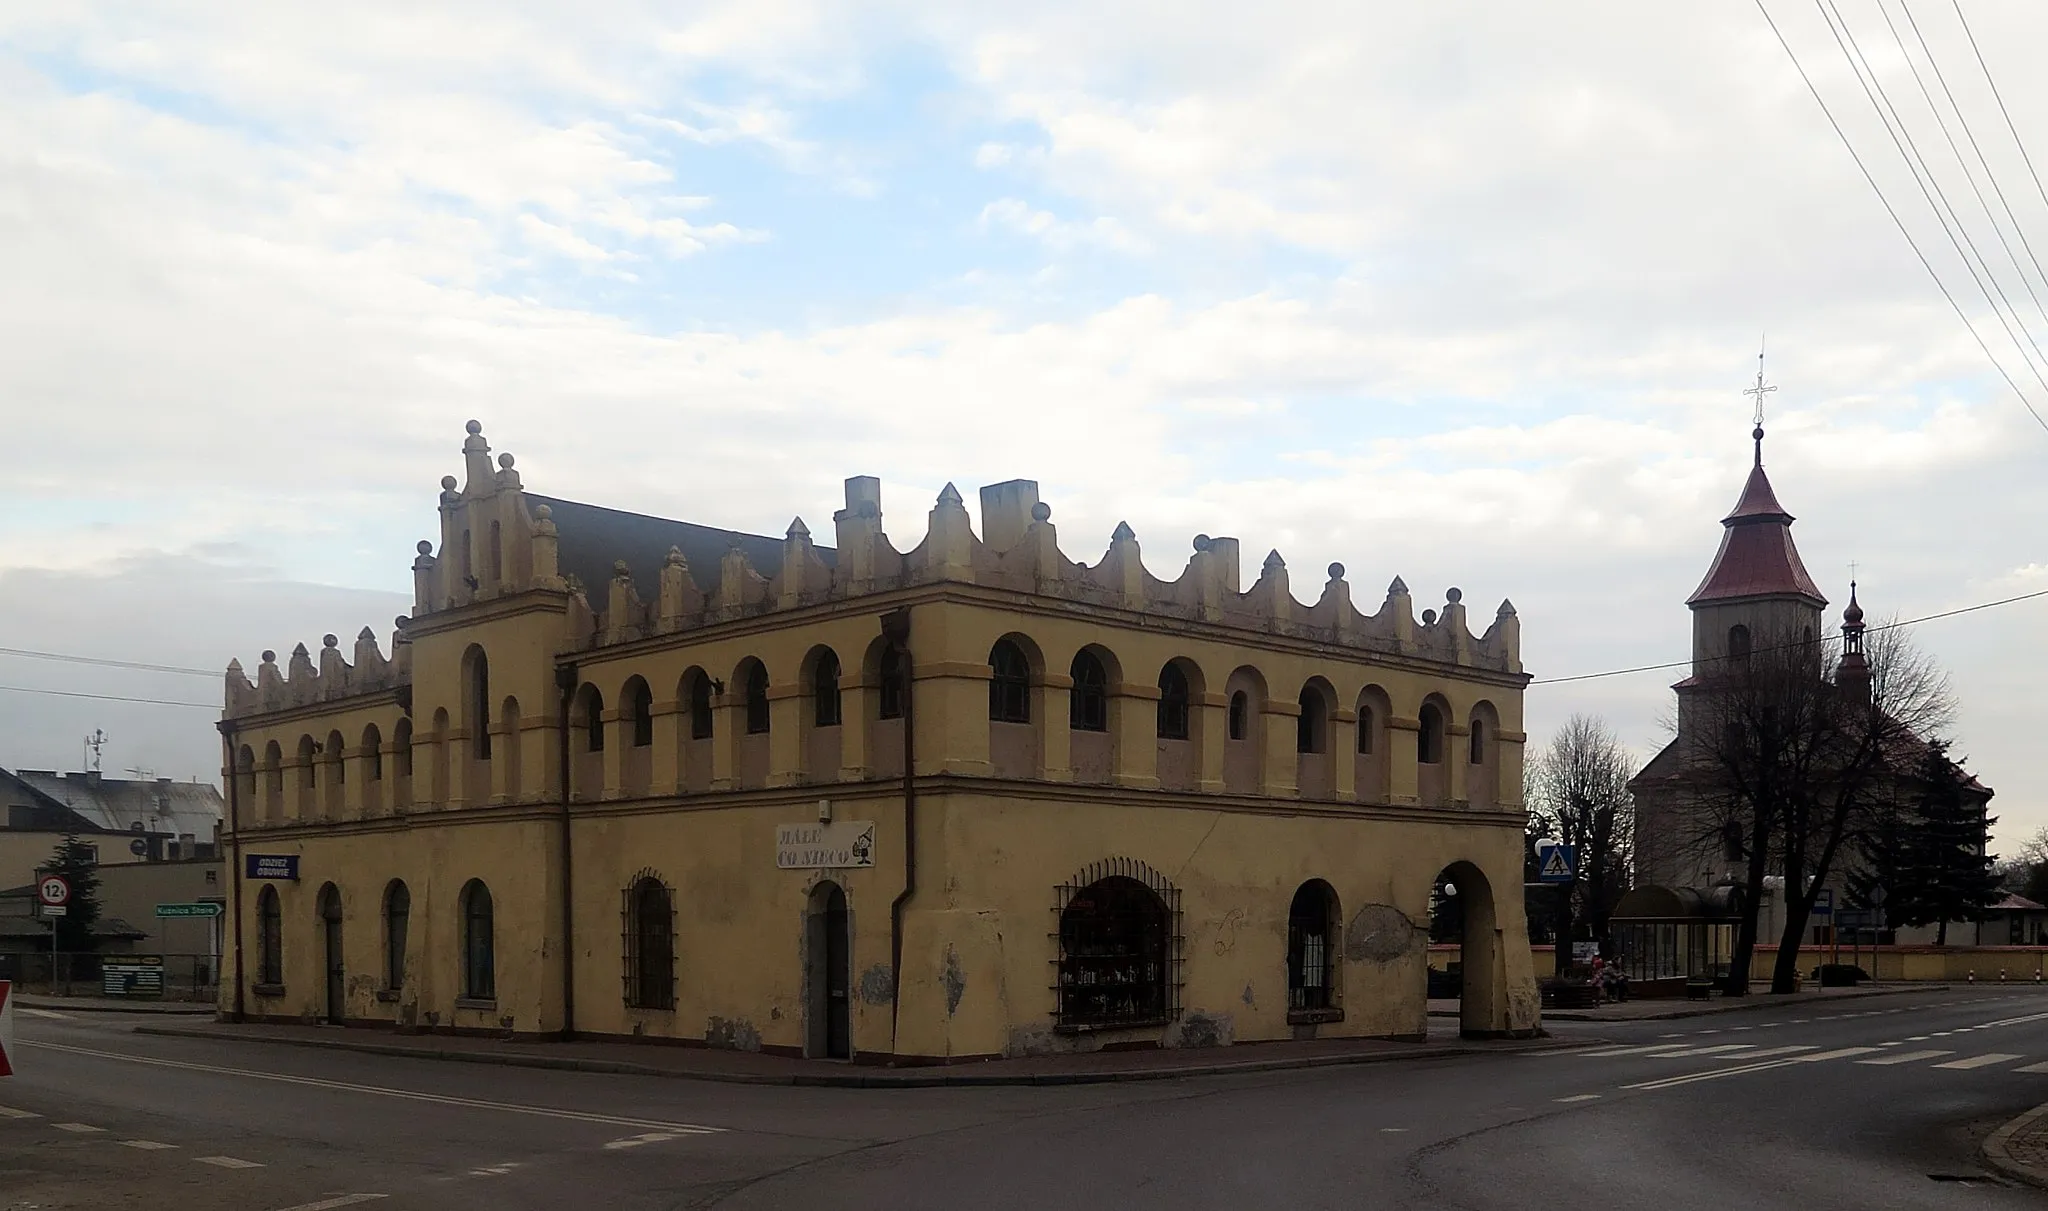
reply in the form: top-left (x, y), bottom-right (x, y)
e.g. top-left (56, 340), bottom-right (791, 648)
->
top-left (130, 1025), bottom-right (1576, 1089)
top-left (1536, 983), bottom-right (1951, 1023)
top-left (16, 997), bottom-right (215, 1016)
top-left (1983, 1102), bottom-right (2048, 1190)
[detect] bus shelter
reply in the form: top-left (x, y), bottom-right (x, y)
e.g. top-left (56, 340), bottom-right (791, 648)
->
top-left (1611, 885), bottom-right (1742, 998)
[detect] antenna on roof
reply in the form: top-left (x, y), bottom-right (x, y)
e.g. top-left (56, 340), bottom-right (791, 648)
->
top-left (83, 728), bottom-right (106, 773)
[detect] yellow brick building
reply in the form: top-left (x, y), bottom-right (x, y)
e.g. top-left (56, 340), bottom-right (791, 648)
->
top-left (215, 422), bottom-right (1540, 1061)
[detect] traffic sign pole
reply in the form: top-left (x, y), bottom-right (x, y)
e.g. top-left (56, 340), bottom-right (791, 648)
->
top-left (0, 979), bottom-right (13, 1078)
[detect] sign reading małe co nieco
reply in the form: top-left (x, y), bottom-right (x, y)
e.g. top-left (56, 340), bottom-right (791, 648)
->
top-left (775, 821), bottom-right (877, 870)
top-left (245, 854), bottom-right (300, 881)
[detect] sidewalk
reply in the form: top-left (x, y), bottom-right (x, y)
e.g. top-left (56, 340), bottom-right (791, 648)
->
top-left (130, 1020), bottom-right (1568, 1088)
top-left (15, 993), bottom-right (216, 1016)
top-left (1984, 1102), bottom-right (2048, 1189)
top-left (1427, 982), bottom-right (1951, 1023)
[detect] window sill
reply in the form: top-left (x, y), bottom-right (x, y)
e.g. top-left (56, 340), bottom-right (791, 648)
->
top-left (1053, 1017), bottom-right (1173, 1035)
top-left (1287, 1007), bottom-right (1344, 1025)
top-left (454, 997), bottom-right (498, 1012)
top-left (252, 983), bottom-right (286, 998)
top-left (374, 989), bottom-right (401, 1003)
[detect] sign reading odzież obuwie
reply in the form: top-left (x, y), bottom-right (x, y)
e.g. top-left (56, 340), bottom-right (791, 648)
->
top-left (245, 854), bottom-right (300, 881)
top-left (775, 822), bottom-right (876, 870)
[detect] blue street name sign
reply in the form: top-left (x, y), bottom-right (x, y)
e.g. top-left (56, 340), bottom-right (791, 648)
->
top-left (1535, 844), bottom-right (1576, 884)
top-left (1811, 889), bottom-right (1834, 918)
top-left (245, 854), bottom-right (300, 881)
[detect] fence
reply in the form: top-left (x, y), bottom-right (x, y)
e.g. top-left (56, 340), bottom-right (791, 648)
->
top-left (0, 951), bottom-right (218, 1003)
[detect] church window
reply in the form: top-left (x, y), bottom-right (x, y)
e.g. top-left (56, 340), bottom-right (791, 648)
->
top-left (1070, 651), bottom-right (1108, 732)
top-left (1728, 625), bottom-right (1752, 662)
top-left (989, 640), bottom-right (1030, 723)
top-left (1157, 663), bottom-right (1191, 741)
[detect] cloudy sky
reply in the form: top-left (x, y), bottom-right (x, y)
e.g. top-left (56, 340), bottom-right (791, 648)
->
top-left (4, 3), bottom-right (2044, 844)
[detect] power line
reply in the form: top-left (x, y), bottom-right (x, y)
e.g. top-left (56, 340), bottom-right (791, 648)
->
top-left (0, 684), bottom-right (217, 710)
top-left (1756, 0), bottom-right (2048, 436)
top-left (1949, 0), bottom-right (2048, 241)
top-left (1533, 585), bottom-right (2048, 685)
top-left (0, 647), bottom-right (217, 678)
top-left (1816, 0), bottom-right (2048, 392)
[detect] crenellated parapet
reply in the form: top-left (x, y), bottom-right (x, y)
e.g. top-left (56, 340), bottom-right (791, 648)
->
top-left (265, 422), bottom-right (1520, 687)
top-left (224, 622), bottom-right (408, 716)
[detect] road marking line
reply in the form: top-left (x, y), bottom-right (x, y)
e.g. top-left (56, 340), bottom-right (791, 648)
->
top-left (1554, 1094), bottom-right (1601, 1103)
top-left (1379, 1128), bottom-right (1408, 1133)
top-left (468, 1161), bottom-right (521, 1175)
top-left (605, 1132), bottom-right (685, 1150)
top-left (1571, 1045), bottom-right (1696, 1057)
top-left (1791, 1047), bottom-right (1882, 1062)
top-left (1656, 1033), bottom-right (1684, 1039)
top-left (194, 1156), bottom-right (264, 1169)
top-left (1697, 1029), bottom-right (1721, 1035)
top-left (0, 1106), bottom-right (41, 1120)
top-left (21, 1041), bottom-right (725, 1135)
top-left (1933, 1053), bottom-right (2024, 1070)
top-left (1856, 1050), bottom-right (1955, 1066)
top-left (2013, 1061), bottom-right (2048, 1073)
top-left (122, 1140), bottom-right (178, 1150)
top-left (1727, 1026), bottom-right (1753, 1032)
top-left (53, 1122), bottom-right (104, 1133)
top-left (1653, 1044), bottom-right (1755, 1057)
top-left (18, 1008), bottom-right (69, 1020)
top-left (270, 1197), bottom-right (388, 1211)
top-left (1790, 1018), bottom-right (1810, 1024)
top-left (1727, 1045), bottom-right (1819, 1060)
top-left (1624, 1057), bottom-right (1807, 1090)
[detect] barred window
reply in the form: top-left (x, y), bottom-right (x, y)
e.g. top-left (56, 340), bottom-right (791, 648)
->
top-left (1054, 860), bottom-right (1182, 1031)
top-left (989, 641), bottom-right (1030, 723)
top-left (1069, 650), bottom-right (1108, 732)
top-left (256, 885), bottom-right (283, 986)
top-left (1287, 881), bottom-right (1339, 1013)
top-left (460, 880), bottom-right (495, 1001)
top-left (622, 875), bottom-right (676, 1010)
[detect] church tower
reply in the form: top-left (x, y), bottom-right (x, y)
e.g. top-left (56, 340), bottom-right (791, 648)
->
top-left (1683, 359), bottom-right (1827, 675)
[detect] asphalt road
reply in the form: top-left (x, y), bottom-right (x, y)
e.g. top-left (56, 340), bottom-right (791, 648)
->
top-left (5, 988), bottom-right (2048, 1210)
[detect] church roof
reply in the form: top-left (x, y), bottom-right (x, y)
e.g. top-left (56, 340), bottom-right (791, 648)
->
top-left (1686, 447), bottom-right (1827, 608)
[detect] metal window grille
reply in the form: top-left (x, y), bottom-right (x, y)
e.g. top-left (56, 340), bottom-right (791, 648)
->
top-left (1051, 857), bottom-right (1183, 1031)
top-left (1287, 891), bottom-right (1335, 1011)
top-left (989, 642), bottom-right (1030, 723)
top-left (257, 887), bottom-right (283, 985)
top-left (1156, 667), bottom-right (1190, 740)
top-left (621, 873), bottom-right (677, 1010)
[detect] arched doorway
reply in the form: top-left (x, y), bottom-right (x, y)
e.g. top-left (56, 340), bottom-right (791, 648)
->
top-left (317, 882), bottom-right (343, 1026)
top-left (1428, 861), bottom-right (1500, 1038)
top-left (806, 881), bottom-right (851, 1059)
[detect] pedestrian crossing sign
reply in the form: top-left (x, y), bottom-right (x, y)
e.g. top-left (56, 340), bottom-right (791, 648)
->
top-left (1537, 844), bottom-right (1576, 883)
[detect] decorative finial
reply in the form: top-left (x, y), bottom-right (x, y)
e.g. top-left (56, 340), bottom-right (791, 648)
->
top-left (665, 545), bottom-right (686, 566)
top-left (416, 540), bottom-right (433, 555)
top-left (612, 559), bottom-right (631, 579)
top-left (1743, 337), bottom-right (1776, 467)
top-left (936, 482), bottom-right (963, 507)
top-left (533, 504), bottom-right (552, 521)
top-left (440, 475), bottom-right (458, 491)
top-left (1497, 598), bottom-right (1517, 617)
top-left (1388, 576), bottom-right (1409, 595)
top-left (1421, 608), bottom-right (1438, 626)
top-left (1445, 587), bottom-right (1462, 605)
top-left (465, 419), bottom-right (482, 435)
top-left (1112, 521), bottom-right (1136, 543)
top-left (1327, 562), bottom-right (1345, 580)
top-left (787, 516), bottom-right (810, 540)
top-left (261, 649), bottom-right (276, 664)
top-left (1262, 549), bottom-right (1285, 571)
top-left (1193, 533), bottom-right (1211, 552)
top-left (498, 452), bottom-right (515, 469)
top-left (1844, 574), bottom-right (1864, 626)
top-left (323, 633), bottom-right (338, 648)
top-left (1030, 501), bottom-right (1051, 523)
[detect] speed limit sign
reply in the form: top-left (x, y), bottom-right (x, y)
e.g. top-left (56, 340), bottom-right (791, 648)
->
top-left (36, 875), bottom-right (70, 908)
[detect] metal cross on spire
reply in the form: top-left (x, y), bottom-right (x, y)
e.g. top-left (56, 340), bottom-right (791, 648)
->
top-left (1743, 338), bottom-right (1776, 465)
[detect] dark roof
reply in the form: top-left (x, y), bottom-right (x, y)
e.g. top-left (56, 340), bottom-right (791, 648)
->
top-left (8, 770), bottom-right (221, 838)
top-left (1991, 893), bottom-right (2047, 913)
top-left (527, 494), bottom-right (836, 598)
top-left (1687, 460), bottom-right (1827, 607)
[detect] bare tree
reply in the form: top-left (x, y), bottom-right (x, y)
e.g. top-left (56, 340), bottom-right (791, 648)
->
top-left (1527, 715), bottom-right (1637, 974)
top-left (1684, 619), bottom-right (1953, 994)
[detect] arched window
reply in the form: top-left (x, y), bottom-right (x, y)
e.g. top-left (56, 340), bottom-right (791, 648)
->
top-left (383, 880), bottom-right (409, 991)
top-left (363, 724), bottom-right (383, 781)
top-left (468, 648), bottom-right (491, 760)
top-left (460, 880), bottom-right (495, 1001)
top-left (578, 684), bottom-right (605, 752)
top-left (813, 651), bottom-right (842, 728)
top-left (626, 678), bottom-right (654, 747)
top-left (1287, 881), bottom-right (1338, 1013)
top-left (1356, 705), bottom-right (1375, 753)
top-left (744, 662), bottom-right (771, 735)
top-left (1056, 876), bottom-right (1170, 1028)
top-left (298, 735), bottom-right (318, 788)
top-left (1296, 688), bottom-right (1325, 754)
top-left (1070, 650), bottom-right (1108, 732)
top-left (1469, 718), bottom-right (1487, 766)
top-left (688, 673), bottom-right (715, 740)
top-left (1156, 663), bottom-right (1191, 740)
top-left (988, 640), bottom-right (1030, 723)
top-left (327, 730), bottom-right (347, 784)
top-left (1729, 624), bottom-right (1752, 662)
top-left (624, 876), bottom-right (675, 1010)
top-left (392, 720), bottom-right (412, 779)
top-left (256, 885), bottom-right (283, 987)
top-left (1418, 703), bottom-right (1445, 765)
top-left (1228, 691), bottom-right (1249, 741)
top-left (235, 745), bottom-right (257, 807)
top-left (879, 647), bottom-right (907, 721)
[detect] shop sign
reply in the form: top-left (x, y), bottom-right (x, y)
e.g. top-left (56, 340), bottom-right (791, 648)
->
top-left (775, 822), bottom-right (876, 870)
top-left (245, 854), bottom-right (300, 881)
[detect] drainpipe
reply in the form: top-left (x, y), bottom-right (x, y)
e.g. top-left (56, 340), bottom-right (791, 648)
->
top-left (555, 661), bottom-right (579, 1039)
top-left (882, 607), bottom-right (915, 1057)
top-left (216, 721), bottom-right (245, 1023)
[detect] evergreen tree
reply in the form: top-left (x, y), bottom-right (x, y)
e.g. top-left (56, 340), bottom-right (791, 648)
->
top-left (43, 832), bottom-right (102, 952)
top-left (1887, 742), bottom-right (2002, 945)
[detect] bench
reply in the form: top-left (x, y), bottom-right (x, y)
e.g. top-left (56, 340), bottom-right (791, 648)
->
top-left (1685, 977), bottom-right (1714, 1000)
top-left (1541, 981), bottom-right (1601, 1010)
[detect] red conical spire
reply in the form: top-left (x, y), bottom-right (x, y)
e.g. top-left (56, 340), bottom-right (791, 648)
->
top-left (1686, 423), bottom-right (1827, 607)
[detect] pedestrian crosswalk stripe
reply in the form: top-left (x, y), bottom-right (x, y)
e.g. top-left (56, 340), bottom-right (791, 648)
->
top-left (2012, 1061), bottom-right (2048, 1074)
top-left (53, 1122), bottom-right (104, 1133)
top-left (121, 1140), bottom-right (178, 1150)
top-left (1855, 1050), bottom-right (1954, 1066)
top-left (0, 1106), bottom-right (40, 1120)
top-left (1791, 1047), bottom-right (1881, 1062)
top-left (1727, 1045), bottom-right (1819, 1060)
top-left (1932, 1053), bottom-right (2023, 1070)
top-left (1653, 1044), bottom-right (1755, 1058)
